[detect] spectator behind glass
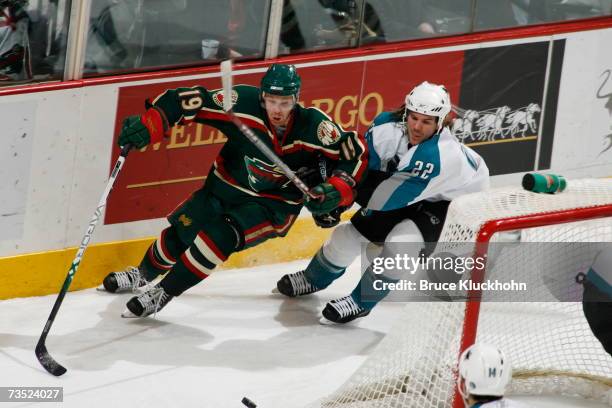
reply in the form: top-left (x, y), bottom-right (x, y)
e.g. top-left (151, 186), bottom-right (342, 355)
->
top-left (314, 0), bottom-right (385, 46)
top-left (277, 0), bottom-right (385, 55)
top-left (279, 0), bottom-right (306, 52)
top-left (0, 0), bottom-right (65, 85)
top-left (0, 0), bottom-right (32, 82)
top-left (85, 1), bottom-right (269, 75)
top-left (364, 0), bottom-right (472, 40)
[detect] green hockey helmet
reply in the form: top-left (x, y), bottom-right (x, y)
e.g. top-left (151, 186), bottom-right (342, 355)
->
top-left (260, 64), bottom-right (301, 99)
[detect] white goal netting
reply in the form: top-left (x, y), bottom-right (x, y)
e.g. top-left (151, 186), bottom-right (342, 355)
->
top-left (314, 178), bottom-right (612, 408)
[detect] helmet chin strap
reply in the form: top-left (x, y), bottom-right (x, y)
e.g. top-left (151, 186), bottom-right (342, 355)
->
top-left (457, 377), bottom-right (471, 408)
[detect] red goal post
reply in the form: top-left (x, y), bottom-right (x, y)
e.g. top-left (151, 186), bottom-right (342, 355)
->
top-left (315, 178), bottom-right (612, 408)
top-left (456, 201), bottom-right (612, 408)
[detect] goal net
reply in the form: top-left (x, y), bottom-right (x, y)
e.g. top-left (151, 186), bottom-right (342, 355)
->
top-left (314, 178), bottom-right (612, 408)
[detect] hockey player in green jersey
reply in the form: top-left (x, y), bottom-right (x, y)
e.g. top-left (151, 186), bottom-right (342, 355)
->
top-left (100, 63), bottom-right (367, 318)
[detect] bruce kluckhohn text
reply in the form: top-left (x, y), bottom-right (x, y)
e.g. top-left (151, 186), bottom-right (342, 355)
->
top-left (372, 279), bottom-right (528, 292)
top-left (370, 253), bottom-right (528, 293)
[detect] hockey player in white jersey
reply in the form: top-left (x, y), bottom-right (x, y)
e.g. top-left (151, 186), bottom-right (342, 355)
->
top-left (458, 343), bottom-right (530, 408)
top-left (276, 81), bottom-right (490, 323)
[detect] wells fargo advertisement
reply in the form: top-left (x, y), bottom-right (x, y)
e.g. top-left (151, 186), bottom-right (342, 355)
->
top-left (106, 41), bottom-right (561, 224)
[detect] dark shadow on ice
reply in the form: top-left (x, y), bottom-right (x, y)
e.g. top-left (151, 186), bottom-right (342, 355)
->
top-left (1, 289), bottom-right (386, 374)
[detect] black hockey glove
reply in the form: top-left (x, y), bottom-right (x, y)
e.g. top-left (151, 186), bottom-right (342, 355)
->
top-left (313, 206), bottom-right (345, 228)
top-left (295, 166), bottom-right (325, 188)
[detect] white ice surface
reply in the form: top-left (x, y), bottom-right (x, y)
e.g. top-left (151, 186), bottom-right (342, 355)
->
top-left (0, 260), bottom-right (401, 408)
top-left (0, 260), bottom-right (608, 408)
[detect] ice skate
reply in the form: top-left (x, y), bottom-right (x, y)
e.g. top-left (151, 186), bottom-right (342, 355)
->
top-left (276, 270), bottom-right (321, 297)
top-left (121, 284), bottom-right (173, 318)
top-left (320, 295), bottom-right (370, 324)
top-left (97, 266), bottom-right (148, 293)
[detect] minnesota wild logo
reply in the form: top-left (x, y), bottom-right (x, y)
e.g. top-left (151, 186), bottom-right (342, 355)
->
top-left (244, 156), bottom-right (289, 192)
top-left (212, 89), bottom-right (238, 109)
top-left (317, 120), bottom-right (341, 146)
top-left (178, 214), bottom-right (192, 227)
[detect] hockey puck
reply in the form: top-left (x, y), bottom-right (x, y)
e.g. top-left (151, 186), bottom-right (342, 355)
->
top-left (242, 397), bottom-right (257, 408)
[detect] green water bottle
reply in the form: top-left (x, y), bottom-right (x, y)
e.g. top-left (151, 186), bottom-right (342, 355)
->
top-left (522, 172), bottom-right (567, 194)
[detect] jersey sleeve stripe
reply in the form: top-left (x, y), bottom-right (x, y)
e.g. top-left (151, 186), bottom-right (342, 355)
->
top-left (350, 130), bottom-right (368, 182)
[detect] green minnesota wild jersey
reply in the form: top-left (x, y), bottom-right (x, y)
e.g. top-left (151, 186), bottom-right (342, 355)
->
top-left (149, 84), bottom-right (368, 211)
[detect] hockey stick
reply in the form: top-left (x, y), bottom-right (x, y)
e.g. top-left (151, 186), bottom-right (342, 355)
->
top-left (219, 59), bottom-right (319, 200)
top-left (35, 143), bottom-right (132, 376)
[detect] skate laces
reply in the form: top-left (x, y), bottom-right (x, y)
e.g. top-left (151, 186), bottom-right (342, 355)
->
top-left (114, 266), bottom-right (147, 292)
top-left (330, 295), bottom-right (363, 318)
top-left (140, 286), bottom-right (171, 317)
top-left (288, 271), bottom-right (317, 295)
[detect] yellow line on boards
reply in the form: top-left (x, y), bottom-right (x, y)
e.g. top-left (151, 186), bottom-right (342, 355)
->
top-left (0, 211), bottom-right (355, 299)
top-left (465, 136), bottom-right (538, 147)
top-left (127, 176), bottom-right (207, 189)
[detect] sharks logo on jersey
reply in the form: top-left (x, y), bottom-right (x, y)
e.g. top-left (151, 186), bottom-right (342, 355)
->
top-left (244, 156), bottom-right (290, 192)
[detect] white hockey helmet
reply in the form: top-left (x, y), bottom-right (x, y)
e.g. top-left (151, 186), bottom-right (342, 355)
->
top-left (405, 81), bottom-right (451, 132)
top-left (457, 343), bottom-right (511, 399)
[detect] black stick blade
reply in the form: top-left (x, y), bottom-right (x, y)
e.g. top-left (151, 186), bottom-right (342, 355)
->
top-left (35, 343), bottom-right (67, 376)
top-left (242, 397), bottom-right (257, 408)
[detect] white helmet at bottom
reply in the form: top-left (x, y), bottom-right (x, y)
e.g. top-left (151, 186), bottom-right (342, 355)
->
top-left (405, 81), bottom-right (451, 132)
top-left (457, 343), bottom-right (511, 399)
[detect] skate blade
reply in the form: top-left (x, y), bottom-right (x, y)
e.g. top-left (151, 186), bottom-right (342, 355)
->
top-left (121, 309), bottom-right (141, 318)
top-left (96, 285), bottom-right (150, 294)
top-left (271, 287), bottom-right (280, 294)
top-left (318, 316), bottom-right (336, 325)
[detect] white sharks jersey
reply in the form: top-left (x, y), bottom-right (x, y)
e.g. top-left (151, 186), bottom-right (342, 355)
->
top-left (365, 112), bottom-right (490, 212)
